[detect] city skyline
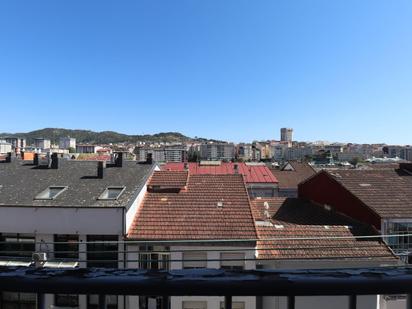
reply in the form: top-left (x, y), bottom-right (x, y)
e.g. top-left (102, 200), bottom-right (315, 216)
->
top-left (1, 1), bottom-right (411, 144)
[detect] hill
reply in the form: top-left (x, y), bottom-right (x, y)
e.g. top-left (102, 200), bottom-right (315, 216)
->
top-left (0, 128), bottom-right (220, 144)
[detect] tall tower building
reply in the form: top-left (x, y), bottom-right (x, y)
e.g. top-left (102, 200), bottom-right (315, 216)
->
top-left (280, 128), bottom-right (293, 142)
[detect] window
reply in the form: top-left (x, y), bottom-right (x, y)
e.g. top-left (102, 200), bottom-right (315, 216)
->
top-left (139, 246), bottom-right (170, 270)
top-left (139, 296), bottom-right (169, 309)
top-left (220, 302), bottom-right (245, 309)
top-left (54, 235), bottom-right (79, 260)
top-left (220, 252), bottom-right (245, 270)
top-left (98, 187), bottom-right (126, 200)
top-left (182, 251), bottom-right (207, 269)
top-left (35, 186), bottom-right (67, 200)
top-left (87, 235), bottom-right (118, 268)
top-left (0, 234), bottom-right (35, 258)
top-left (182, 301), bottom-right (207, 309)
top-left (1, 292), bottom-right (36, 309)
top-left (54, 294), bottom-right (79, 308)
top-left (87, 295), bottom-right (117, 309)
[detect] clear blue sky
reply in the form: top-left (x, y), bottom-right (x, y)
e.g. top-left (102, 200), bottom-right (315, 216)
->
top-left (0, 1), bottom-right (411, 144)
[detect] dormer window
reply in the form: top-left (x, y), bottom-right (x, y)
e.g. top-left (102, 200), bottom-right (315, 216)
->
top-left (35, 186), bottom-right (68, 200)
top-left (98, 186), bottom-right (125, 200)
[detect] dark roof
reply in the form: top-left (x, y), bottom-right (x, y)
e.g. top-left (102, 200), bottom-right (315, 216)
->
top-left (251, 198), bottom-right (397, 261)
top-left (0, 159), bottom-right (155, 207)
top-left (327, 168), bottom-right (412, 218)
top-left (270, 161), bottom-right (316, 189)
top-left (128, 174), bottom-right (257, 240)
top-left (163, 162), bottom-right (278, 184)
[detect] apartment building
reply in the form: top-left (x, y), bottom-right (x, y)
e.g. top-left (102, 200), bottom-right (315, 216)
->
top-left (0, 141), bottom-right (12, 154)
top-left (163, 161), bottom-right (279, 198)
top-left (0, 153), bottom-right (156, 309)
top-left (3, 137), bottom-right (26, 150)
top-left (127, 171), bottom-right (258, 309)
top-left (280, 128), bottom-right (293, 142)
top-left (136, 145), bottom-right (187, 163)
top-left (199, 143), bottom-right (235, 161)
top-left (59, 136), bottom-right (76, 150)
top-left (76, 144), bottom-right (103, 153)
top-left (34, 138), bottom-right (51, 150)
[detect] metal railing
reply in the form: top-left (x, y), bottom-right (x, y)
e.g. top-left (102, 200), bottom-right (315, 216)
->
top-left (1, 267), bottom-right (412, 309)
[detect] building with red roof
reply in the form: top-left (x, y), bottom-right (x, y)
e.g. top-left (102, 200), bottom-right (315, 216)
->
top-left (162, 161), bottom-right (278, 198)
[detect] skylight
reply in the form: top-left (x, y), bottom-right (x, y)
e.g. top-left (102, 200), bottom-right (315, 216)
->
top-left (98, 186), bottom-right (126, 200)
top-left (35, 186), bottom-right (68, 200)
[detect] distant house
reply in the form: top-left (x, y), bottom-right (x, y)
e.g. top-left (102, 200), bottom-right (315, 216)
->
top-left (299, 163), bottom-right (412, 263)
top-left (76, 144), bottom-right (103, 153)
top-left (269, 161), bottom-right (316, 197)
top-left (251, 197), bottom-right (399, 309)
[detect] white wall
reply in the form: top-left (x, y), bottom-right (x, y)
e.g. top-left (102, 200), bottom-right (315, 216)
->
top-left (0, 207), bottom-right (124, 235)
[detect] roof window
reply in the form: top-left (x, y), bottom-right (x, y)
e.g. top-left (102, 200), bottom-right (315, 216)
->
top-left (35, 186), bottom-right (68, 200)
top-left (98, 186), bottom-right (126, 200)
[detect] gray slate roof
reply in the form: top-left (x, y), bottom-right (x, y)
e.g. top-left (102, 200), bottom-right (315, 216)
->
top-left (0, 159), bottom-right (155, 208)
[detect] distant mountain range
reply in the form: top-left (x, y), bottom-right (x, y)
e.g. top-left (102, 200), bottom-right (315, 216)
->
top-left (0, 128), bottom-right (221, 145)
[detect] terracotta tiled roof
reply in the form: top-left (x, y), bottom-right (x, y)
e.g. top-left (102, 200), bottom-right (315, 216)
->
top-left (163, 162), bottom-right (278, 184)
top-left (270, 161), bottom-right (316, 189)
top-left (148, 171), bottom-right (189, 189)
top-left (327, 168), bottom-right (412, 218)
top-left (251, 198), bottom-right (397, 261)
top-left (128, 174), bottom-right (257, 240)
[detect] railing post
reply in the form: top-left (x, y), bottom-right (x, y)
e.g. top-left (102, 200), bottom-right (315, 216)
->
top-left (225, 296), bottom-right (232, 309)
top-left (287, 296), bottom-right (295, 309)
top-left (407, 294), bottom-right (412, 309)
top-left (162, 296), bottom-right (168, 309)
top-left (36, 293), bottom-right (45, 309)
top-left (349, 295), bottom-right (357, 309)
top-left (99, 294), bottom-right (107, 309)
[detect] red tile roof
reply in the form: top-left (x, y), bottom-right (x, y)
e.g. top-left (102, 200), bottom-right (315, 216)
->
top-left (148, 171), bottom-right (189, 189)
top-left (251, 198), bottom-right (397, 261)
top-left (128, 174), bottom-right (257, 240)
top-left (326, 168), bottom-right (412, 218)
top-left (163, 162), bottom-right (278, 184)
top-left (270, 161), bottom-right (316, 189)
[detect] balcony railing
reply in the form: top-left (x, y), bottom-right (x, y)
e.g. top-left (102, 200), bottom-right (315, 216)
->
top-left (0, 267), bottom-right (412, 309)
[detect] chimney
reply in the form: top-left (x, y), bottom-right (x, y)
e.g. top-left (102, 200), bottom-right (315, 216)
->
top-left (115, 152), bottom-right (125, 167)
top-left (50, 153), bottom-right (59, 169)
top-left (234, 163), bottom-right (239, 174)
top-left (184, 162), bottom-right (188, 170)
top-left (146, 153), bottom-right (153, 165)
top-left (5, 152), bottom-right (12, 163)
top-left (97, 161), bottom-right (106, 179)
top-left (21, 151), bottom-right (25, 160)
top-left (400, 163), bottom-right (412, 174)
top-left (33, 153), bottom-right (39, 165)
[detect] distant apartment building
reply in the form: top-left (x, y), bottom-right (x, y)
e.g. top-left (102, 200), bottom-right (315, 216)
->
top-left (3, 137), bottom-right (26, 150)
top-left (403, 147), bottom-right (412, 161)
top-left (34, 138), bottom-right (51, 150)
top-left (137, 145), bottom-right (187, 163)
top-left (200, 143), bottom-right (235, 161)
top-left (324, 144), bottom-right (344, 154)
top-left (383, 145), bottom-right (403, 158)
top-left (59, 136), bottom-right (76, 150)
top-left (237, 143), bottom-right (253, 161)
top-left (0, 140), bottom-right (12, 154)
top-left (283, 146), bottom-right (313, 161)
top-left (280, 128), bottom-right (293, 142)
top-left (76, 144), bottom-right (103, 153)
